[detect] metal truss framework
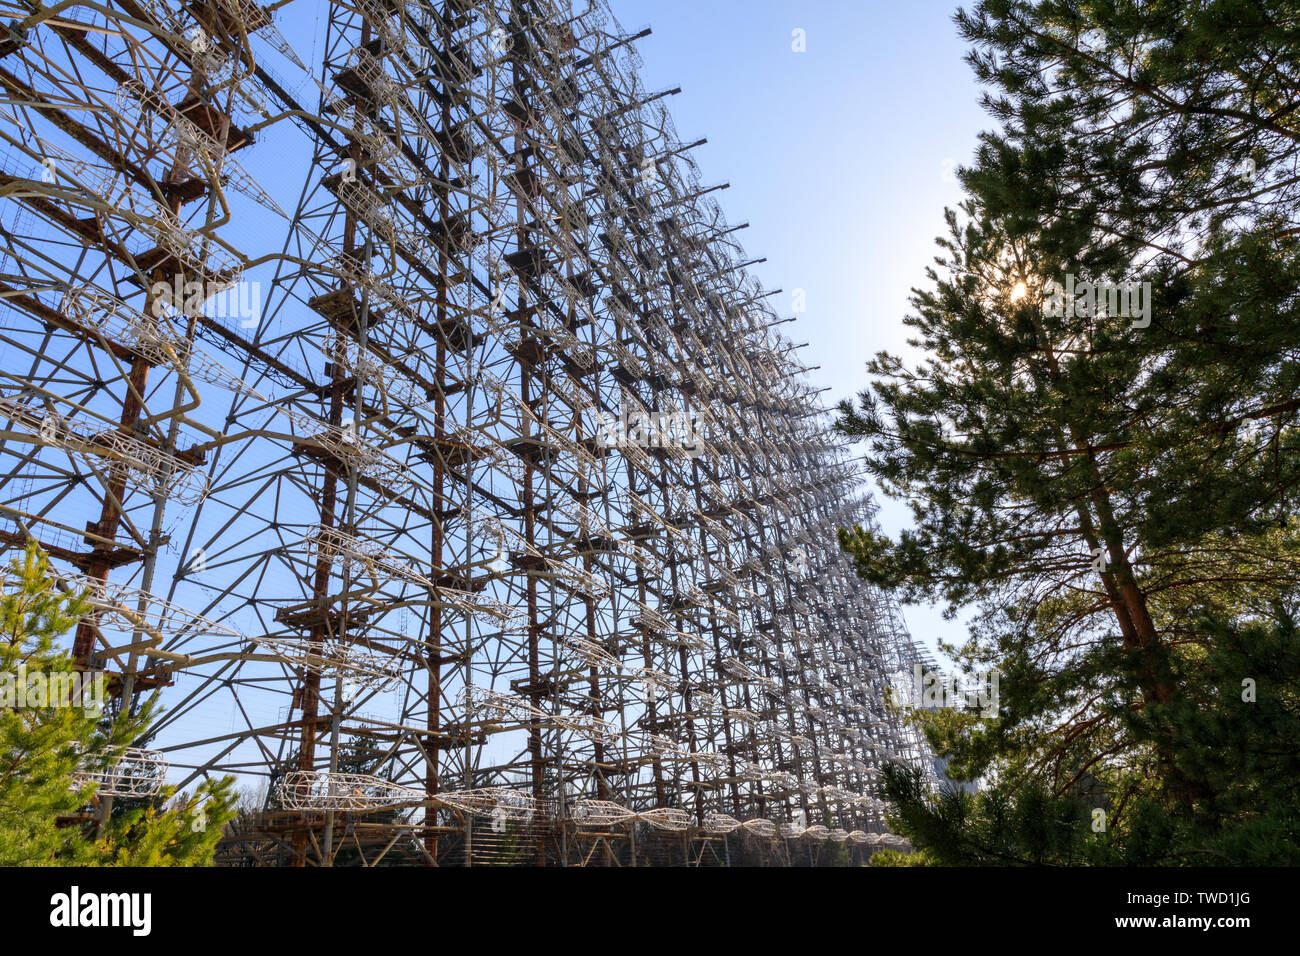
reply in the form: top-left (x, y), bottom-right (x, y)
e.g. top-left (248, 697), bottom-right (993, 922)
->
top-left (0, 0), bottom-right (936, 866)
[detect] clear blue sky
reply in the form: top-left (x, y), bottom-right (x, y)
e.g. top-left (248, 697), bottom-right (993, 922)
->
top-left (609, 0), bottom-right (991, 660)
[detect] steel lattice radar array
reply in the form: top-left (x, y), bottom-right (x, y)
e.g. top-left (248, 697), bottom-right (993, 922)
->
top-left (0, 0), bottom-right (936, 866)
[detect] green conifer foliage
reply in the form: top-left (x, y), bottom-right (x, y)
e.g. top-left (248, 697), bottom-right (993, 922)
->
top-left (0, 543), bottom-right (236, 865)
top-left (842, 1), bottom-right (1300, 864)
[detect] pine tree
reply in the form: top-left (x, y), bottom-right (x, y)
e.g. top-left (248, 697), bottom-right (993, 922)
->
top-left (873, 605), bottom-right (1300, 865)
top-left (0, 543), bottom-right (236, 865)
top-left (0, 543), bottom-right (103, 865)
top-left (838, 1), bottom-right (1300, 862)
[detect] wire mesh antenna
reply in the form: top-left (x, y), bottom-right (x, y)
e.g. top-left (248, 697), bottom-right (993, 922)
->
top-left (0, 0), bottom-right (937, 866)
